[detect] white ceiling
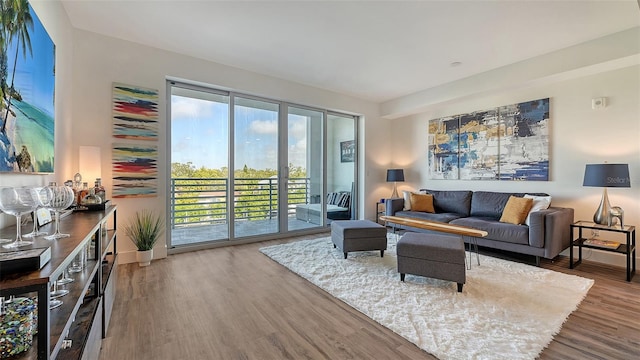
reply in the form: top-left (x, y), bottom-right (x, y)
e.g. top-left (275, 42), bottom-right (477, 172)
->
top-left (59, 0), bottom-right (640, 103)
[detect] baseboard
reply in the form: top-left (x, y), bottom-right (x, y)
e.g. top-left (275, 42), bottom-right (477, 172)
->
top-left (559, 247), bottom-right (639, 268)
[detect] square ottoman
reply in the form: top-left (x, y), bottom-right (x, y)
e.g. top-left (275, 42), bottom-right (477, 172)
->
top-left (331, 220), bottom-right (387, 259)
top-left (397, 232), bottom-right (466, 292)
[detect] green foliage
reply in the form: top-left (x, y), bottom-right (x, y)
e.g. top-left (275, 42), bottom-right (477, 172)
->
top-left (124, 210), bottom-right (165, 251)
top-left (171, 162), bottom-right (310, 226)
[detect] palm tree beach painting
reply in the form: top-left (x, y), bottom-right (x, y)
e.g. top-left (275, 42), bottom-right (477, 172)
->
top-left (1, 0), bottom-right (55, 173)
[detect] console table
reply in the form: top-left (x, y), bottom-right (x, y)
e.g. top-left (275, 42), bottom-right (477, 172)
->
top-left (569, 221), bottom-right (636, 281)
top-left (0, 205), bottom-right (118, 359)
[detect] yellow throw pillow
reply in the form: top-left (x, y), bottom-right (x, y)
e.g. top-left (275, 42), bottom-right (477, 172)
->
top-left (410, 193), bottom-right (435, 213)
top-left (499, 196), bottom-right (534, 225)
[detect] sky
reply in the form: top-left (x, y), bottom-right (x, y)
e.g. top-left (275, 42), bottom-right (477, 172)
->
top-left (171, 95), bottom-right (308, 171)
top-left (5, 4), bottom-right (56, 118)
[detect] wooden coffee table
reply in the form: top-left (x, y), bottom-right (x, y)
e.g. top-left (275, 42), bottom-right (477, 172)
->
top-left (379, 215), bottom-right (488, 268)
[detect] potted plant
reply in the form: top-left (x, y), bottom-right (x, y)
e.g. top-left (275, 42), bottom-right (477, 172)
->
top-left (123, 210), bottom-right (164, 266)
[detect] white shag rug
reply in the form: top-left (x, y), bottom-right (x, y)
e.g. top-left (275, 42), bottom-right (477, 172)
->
top-left (260, 235), bottom-right (594, 360)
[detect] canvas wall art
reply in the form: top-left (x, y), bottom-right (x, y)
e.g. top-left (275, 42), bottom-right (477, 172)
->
top-left (112, 143), bottom-right (158, 198)
top-left (427, 98), bottom-right (550, 181)
top-left (0, 1), bottom-right (56, 173)
top-left (428, 116), bottom-right (459, 179)
top-left (458, 109), bottom-right (500, 180)
top-left (340, 140), bottom-right (355, 163)
top-left (112, 83), bottom-right (159, 141)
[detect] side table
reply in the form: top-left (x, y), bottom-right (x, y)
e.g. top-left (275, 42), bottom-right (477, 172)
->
top-left (569, 221), bottom-right (636, 281)
top-left (375, 201), bottom-right (385, 225)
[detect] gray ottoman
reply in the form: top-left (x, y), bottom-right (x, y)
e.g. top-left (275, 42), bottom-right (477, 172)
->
top-left (331, 220), bottom-right (387, 259)
top-left (397, 232), bottom-right (466, 292)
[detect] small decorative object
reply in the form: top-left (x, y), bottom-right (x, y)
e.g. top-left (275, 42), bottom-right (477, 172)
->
top-left (23, 187), bottom-right (53, 238)
top-left (583, 163), bottom-right (630, 225)
top-left (81, 187), bottom-right (102, 207)
top-left (386, 169), bottom-right (405, 198)
top-left (0, 247), bottom-right (51, 275)
top-left (608, 206), bottom-right (624, 229)
top-left (124, 210), bottom-right (164, 266)
top-left (0, 297), bottom-right (36, 358)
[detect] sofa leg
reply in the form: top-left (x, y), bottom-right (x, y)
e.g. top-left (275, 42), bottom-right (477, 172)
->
top-left (400, 273), bottom-right (405, 282)
top-left (535, 256), bottom-right (541, 267)
top-left (457, 283), bottom-right (463, 292)
top-left (344, 252), bottom-right (348, 259)
top-left (380, 250), bottom-right (384, 257)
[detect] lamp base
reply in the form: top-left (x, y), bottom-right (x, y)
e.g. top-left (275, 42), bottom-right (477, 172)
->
top-left (593, 188), bottom-right (611, 225)
top-left (390, 183), bottom-right (399, 199)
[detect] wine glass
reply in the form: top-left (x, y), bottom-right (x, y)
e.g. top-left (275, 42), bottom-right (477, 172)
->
top-left (23, 187), bottom-right (53, 238)
top-left (50, 273), bottom-right (69, 300)
top-left (0, 209), bottom-right (12, 244)
top-left (44, 185), bottom-right (75, 240)
top-left (0, 187), bottom-right (39, 249)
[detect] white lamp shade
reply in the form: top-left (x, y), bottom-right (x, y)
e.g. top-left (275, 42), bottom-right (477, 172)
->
top-left (79, 146), bottom-right (102, 183)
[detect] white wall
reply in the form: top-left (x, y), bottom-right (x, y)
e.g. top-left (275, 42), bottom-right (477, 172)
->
top-left (0, 2), bottom-right (393, 263)
top-left (390, 65), bottom-right (640, 267)
top-left (68, 29), bottom-right (389, 263)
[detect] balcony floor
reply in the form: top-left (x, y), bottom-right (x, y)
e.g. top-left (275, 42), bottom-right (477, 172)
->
top-left (171, 217), bottom-right (325, 246)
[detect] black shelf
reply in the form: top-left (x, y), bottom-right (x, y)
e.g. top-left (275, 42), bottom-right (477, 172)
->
top-left (570, 221), bottom-right (636, 281)
top-left (0, 205), bottom-right (118, 359)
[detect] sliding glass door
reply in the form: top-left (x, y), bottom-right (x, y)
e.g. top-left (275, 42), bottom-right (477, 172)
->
top-left (233, 96), bottom-right (280, 237)
top-left (287, 106), bottom-right (323, 230)
top-left (170, 85), bottom-right (230, 246)
top-left (168, 81), bottom-right (357, 250)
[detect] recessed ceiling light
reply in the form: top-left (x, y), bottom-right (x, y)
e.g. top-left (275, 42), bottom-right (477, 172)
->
top-left (450, 61), bottom-right (462, 67)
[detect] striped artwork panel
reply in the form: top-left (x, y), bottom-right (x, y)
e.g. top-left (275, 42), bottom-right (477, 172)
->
top-left (112, 83), bottom-right (159, 140)
top-left (112, 143), bottom-right (158, 198)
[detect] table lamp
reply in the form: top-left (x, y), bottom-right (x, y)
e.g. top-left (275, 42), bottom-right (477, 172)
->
top-left (583, 163), bottom-right (630, 225)
top-left (386, 169), bottom-right (404, 198)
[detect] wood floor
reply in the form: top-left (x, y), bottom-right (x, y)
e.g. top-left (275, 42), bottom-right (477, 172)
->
top-left (99, 234), bottom-right (640, 360)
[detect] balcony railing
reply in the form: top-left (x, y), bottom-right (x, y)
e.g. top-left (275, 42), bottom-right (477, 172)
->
top-left (170, 177), bottom-right (311, 229)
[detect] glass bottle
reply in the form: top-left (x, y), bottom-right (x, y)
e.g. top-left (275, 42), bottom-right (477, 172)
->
top-left (95, 178), bottom-right (106, 202)
top-left (78, 182), bottom-right (89, 207)
top-left (81, 187), bottom-right (102, 206)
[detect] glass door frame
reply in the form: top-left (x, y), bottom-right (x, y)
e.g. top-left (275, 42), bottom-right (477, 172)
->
top-left (167, 79), bottom-right (359, 252)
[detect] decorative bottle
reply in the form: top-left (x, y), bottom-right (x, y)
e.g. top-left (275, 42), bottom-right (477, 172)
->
top-left (78, 182), bottom-right (89, 207)
top-left (95, 178), bottom-right (106, 202)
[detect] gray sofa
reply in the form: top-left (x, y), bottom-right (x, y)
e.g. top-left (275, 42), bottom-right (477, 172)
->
top-left (385, 190), bottom-right (574, 265)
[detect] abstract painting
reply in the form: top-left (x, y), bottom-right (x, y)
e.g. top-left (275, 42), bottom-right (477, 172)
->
top-left (498, 99), bottom-right (549, 181)
top-left (112, 83), bottom-right (159, 141)
top-left (427, 98), bottom-right (550, 181)
top-left (0, 1), bottom-right (55, 173)
top-left (459, 109), bottom-right (500, 180)
top-left (428, 116), bottom-right (459, 179)
top-left (112, 143), bottom-right (158, 198)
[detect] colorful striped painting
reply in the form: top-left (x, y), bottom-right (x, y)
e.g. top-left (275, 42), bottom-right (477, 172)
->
top-left (112, 143), bottom-right (158, 198)
top-left (112, 83), bottom-right (159, 140)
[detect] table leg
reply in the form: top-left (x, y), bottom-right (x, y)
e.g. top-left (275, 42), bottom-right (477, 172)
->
top-left (627, 231), bottom-right (632, 282)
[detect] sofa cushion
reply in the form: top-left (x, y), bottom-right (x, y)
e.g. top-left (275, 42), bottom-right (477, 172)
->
top-left (395, 211), bottom-right (463, 223)
top-left (500, 196), bottom-right (533, 225)
top-left (524, 194), bottom-right (552, 226)
top-left (420, 189), bottom-right (472, 216)
top-left (410, 193), bottom-right (435, 213)
top-left (450, 217), bottom-right (530, 245)
top-left (470, 191), bottom-right (514, 219)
